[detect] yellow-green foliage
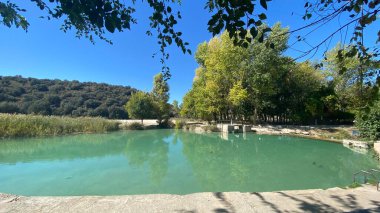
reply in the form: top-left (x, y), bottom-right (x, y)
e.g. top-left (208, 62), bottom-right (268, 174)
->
top-left (174, 119), bottom-right (187, 129)
top-left (0, 113), bottom-right (120, 138)
top-left (347, 182), bottom-right (362, 188)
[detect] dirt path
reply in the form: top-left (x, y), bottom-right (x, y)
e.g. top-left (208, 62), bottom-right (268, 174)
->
top-left (116, 119), bottom-right (158, 127)
top-left (1, 185), bottom-right (379, 212)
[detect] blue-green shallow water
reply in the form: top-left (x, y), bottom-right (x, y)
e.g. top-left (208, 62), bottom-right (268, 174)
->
top-left (0, 129), bottom-right (378, 196)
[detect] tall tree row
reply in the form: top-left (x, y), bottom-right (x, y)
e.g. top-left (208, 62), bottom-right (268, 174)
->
top-left (181, 23), bottom-right (378, 125)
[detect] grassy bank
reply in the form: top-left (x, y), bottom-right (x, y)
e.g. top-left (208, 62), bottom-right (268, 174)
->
top-left (0, 114), bottom-right (120, 138)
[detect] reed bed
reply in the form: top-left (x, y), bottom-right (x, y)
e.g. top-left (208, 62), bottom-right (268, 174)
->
top-left (0, 113), bottom-right (120, 138)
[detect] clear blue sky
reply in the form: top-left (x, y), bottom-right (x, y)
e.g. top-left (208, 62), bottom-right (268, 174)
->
top-left (0, 0), bottom-right (378, 103)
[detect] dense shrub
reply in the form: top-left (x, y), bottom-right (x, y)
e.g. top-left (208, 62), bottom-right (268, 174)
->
top-left (356, 101), bottom-right (380, 141)
top-left (124, 122), bottom-right (144, 130)
top-left (0, 113), bottom-right (120, 138)
top-left (0, 102), bottom-right (19, 113)
top-left (108, 106), bottom-right (128, 119)
top-left (27, 100), bottom-right (51, 115)
top-left (157, 120), bottom-right (174, 128)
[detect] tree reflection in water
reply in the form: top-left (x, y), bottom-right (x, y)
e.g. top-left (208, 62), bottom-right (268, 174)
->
top-left (0, 130), bottom-right (378, 195)
top-left (124, 130), bottom-right (170, 184)
top-left (177, 131), bottom-right (378, 192)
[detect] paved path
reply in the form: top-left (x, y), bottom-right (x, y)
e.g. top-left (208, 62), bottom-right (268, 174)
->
top-left (1, 185), bottom-right (379, 212)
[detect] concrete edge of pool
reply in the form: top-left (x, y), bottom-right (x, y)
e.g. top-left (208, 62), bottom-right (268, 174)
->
top-left (1, 185), bottom-right (379, 213)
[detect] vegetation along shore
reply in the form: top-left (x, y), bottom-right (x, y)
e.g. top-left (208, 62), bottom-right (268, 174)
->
top-left (0, 114), bottom-right (120, 138)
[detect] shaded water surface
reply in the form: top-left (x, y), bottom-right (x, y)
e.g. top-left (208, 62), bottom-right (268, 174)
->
top-left (0, 130), bottom-right (378, 196)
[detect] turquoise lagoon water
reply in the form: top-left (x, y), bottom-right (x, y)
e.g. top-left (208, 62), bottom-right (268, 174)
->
top-left (0, 129), bottom-right (378, 196)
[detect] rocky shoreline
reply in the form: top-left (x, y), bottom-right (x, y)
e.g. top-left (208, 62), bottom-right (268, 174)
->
top-left (119, 120), bottom-right (380, 158)
top-left (185, 123), bottom-right (356, 142)
top-left (182, 123), bottom-right (380, 157)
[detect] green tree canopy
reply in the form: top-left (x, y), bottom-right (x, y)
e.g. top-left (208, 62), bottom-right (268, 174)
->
top-left (151, 72), bottom-right (170, 126)
top-left (324, 44), bottom-right (380, 111)
top-left (356, 98), bottom-right (380, 140)
top-left (181, 23), bottom-right (349, 124)
top-left (171, 100), bottom-right (180, 117)
top-left (125, 91), bottom-right (156, 123)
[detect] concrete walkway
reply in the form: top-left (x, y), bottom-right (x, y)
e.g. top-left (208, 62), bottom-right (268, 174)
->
top-left (1, 185), bottom-right (379, 213)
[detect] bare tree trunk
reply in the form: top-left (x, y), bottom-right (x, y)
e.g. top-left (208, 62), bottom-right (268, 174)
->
top-left (253, 108), bottom-right (258, 124)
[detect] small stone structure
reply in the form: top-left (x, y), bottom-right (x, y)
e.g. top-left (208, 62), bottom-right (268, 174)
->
top-left (217, 124), bottom-right (234, 133)
top-left (242, 125), bottom-right (252, 132)
top-left (217, 124), bottom-right (252, 133)
top-left (343, 143), bottom-right (369, 154)
top-left (342, 139), bottom-right (369, 149)
top-left (374, 142), bottom-right (380, 157)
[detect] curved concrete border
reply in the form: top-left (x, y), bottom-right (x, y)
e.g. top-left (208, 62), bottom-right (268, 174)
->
top-left (1, 185), bottom-right (379, 212)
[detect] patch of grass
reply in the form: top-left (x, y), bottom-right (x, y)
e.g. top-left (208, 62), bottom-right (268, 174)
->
top-left (124, 122), bottom-right (144, 130)
top-left (347, 182), bottom-right (362, 188)
top-left (0, 113), bottom-right (120, 138)
top-left (367, 179), bottom-right (379, 186)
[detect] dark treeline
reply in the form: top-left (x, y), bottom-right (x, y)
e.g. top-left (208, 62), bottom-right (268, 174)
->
top-left (0, 76), bottom-right (136, 119)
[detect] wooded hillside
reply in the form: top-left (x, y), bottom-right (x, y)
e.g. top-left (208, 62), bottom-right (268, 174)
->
top-left (0, 76), bottom-right (136, 119)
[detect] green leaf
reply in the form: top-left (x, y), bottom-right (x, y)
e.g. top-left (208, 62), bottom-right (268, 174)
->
top-left (353, 5), bottom-right (360, 13)
top-left (303, 13), bottom-right (312, 20)
top-left (258, 34), bottom-right (264, 43)
top-left (104, 2), bottom-right (112, 12)
top-left (248, 18), bottom-right (256, 26)
top-left (263, 27), bottom-right (272, 33)
top-left (260, 0), bottom-right (268, 10)
top-left (250, 28), bottom-right (258, 39)
top-left (255, 20), bottom-right (263, 26)
top-left (258, 13), bottom-right (267, 20)
top-left (105, 16), bottom-right (115, 33)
